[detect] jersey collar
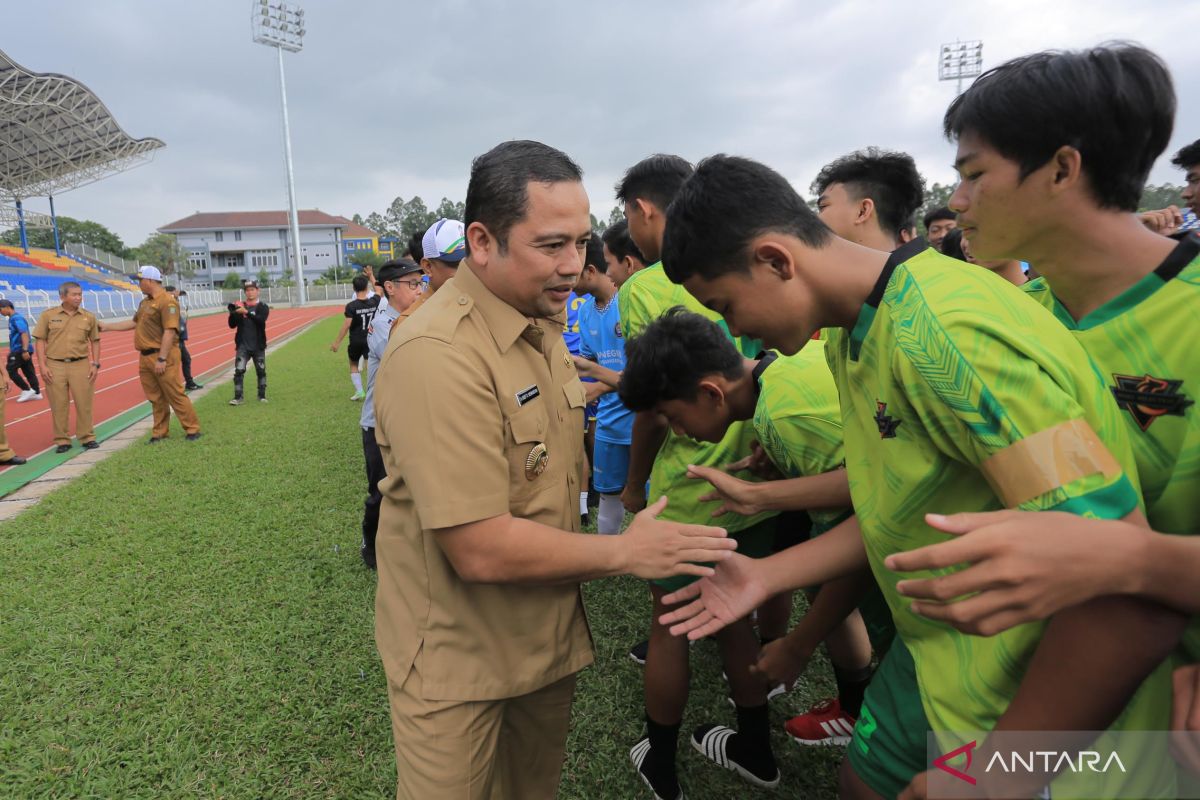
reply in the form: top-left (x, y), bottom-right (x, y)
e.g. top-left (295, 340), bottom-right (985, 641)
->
top-left (848, 238), bottom-right (929, 359)
top-left (1047, 232), bottom-right (1200, 330)
top-left (751, 350), bottom-right (778, 397)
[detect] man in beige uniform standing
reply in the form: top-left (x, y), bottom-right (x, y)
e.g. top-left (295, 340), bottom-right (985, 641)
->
top-left (100, 266), bottom-right (201, 443)
top-left (373, 140), bottom-right (735, 800)
top-left (33, 281), bottom-right (101, 453)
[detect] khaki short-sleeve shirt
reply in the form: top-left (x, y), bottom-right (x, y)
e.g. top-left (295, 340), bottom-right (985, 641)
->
top-left (374, 262), bottom-right (593, 702)
top-left (32, 306), bottom-right (99, 360)
top-left (133, 291), bottom-right (180, 352)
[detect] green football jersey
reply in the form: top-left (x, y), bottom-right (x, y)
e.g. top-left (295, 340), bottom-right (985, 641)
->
top-left (823, 240), bottom-right (1173, 796)
top-left (619, 263), bottom-right (774, 531)
top-left (752, 344), bottom-right (849, 534)
top-left (1024, 233), bottom-right (1200, 658)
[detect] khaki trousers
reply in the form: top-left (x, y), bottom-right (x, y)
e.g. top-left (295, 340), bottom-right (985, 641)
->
top-left (138, 350), bottom-right (200, 438)
top-left (388, 660), bottom-right (577, 800)
top-left (46, 359), bottom-right (95, 445)
top-left (0, 388), bottom-right (15, 461)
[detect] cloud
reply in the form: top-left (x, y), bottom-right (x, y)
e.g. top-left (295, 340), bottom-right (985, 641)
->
top-left (5, 0), bottom-right (1198, 245)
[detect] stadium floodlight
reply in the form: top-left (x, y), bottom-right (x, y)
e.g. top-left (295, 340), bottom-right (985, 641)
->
top-left (251, 0), bottom-right (307, 304)
top-left (938, 40), bottom-right (983, 95)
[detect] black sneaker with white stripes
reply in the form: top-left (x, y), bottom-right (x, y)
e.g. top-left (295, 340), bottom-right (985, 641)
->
top-left (630, 737), bottom-right (684, 800)
top-left (690, 724), bottom-right (780, 789)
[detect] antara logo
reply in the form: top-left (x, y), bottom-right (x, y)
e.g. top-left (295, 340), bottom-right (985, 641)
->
top-left (933, 739), bottom-right (1126, 788)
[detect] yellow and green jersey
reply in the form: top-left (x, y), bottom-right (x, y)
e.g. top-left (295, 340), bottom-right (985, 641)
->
top-left (1025, 232), bottom-right (1200, 658)
top-left (823, 240), bottom-right (1173, 795)
top-left (619, 263), bottom-right (774, 532)
top-left (752, 344), bottom-right (850, 535)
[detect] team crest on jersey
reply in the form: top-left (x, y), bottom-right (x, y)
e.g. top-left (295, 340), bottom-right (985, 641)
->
top-left (874, 401), bottom-right (901, 438)
top-left (614, 321), bottom-right (623, 338)
top-left (1110, 373), bottom-right (1193, 431)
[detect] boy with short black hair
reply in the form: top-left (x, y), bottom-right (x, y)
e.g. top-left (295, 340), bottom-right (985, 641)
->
top-left (574, 237), bottom-right (631, 535)
top-left (616, 154), bottom-right (780, 799)
top-left (812, 148), bottom-right (925, 252)
top-left (655, 153), bottom-right (1179, 799)
top-left (331, 274), bottom-right (380, 400)
top-left (601, 219), bottom-right (647, 289)
top-left (921, 206), bottom-right (956, 251)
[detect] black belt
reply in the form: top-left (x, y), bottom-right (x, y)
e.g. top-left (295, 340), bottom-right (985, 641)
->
top-left (140, 349), bottom-right (159, 356)
top-left (49, 356), bottom-right (86, 362)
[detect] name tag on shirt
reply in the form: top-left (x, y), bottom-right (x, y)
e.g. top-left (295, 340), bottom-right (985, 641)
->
top-left (516, 385), bottom-right (541, 406)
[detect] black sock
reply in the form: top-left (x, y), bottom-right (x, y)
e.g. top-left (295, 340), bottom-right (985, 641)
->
top-left (708, 704), bottom-right (775, 779)
top-left (833, 664), bottom-right (873, 718)
top-left (641, 715), bottom-right (680, 796)
top-left (734, 702), bottom-right (772, 751)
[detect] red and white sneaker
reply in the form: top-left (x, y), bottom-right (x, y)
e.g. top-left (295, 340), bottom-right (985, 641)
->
top-left (783, 698), bottom-right (856, 746)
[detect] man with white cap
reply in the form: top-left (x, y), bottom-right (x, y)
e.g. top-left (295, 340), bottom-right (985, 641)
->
top-left (398, 217), bottom-right (467, 324)
top-left (100, 266), bottom-right (202, 443)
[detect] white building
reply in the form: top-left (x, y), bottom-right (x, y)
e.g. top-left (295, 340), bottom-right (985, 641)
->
top-left (158, 209), bottom-right (348, 286)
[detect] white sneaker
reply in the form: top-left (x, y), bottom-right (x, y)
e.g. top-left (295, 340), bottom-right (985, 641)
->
top-left (15, 389), bottom-right (32, 402)
top-left (30, 392), bottom-right (42, 401)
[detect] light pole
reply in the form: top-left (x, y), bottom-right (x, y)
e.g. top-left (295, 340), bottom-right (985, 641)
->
top-left (938, 40), bottom-right (984, 96)
top-left (252, 0), bottom-right (307, 305)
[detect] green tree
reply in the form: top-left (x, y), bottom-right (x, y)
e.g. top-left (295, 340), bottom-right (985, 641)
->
top-left (222, 271), bottom-right (243, 289)
top-left (1, 215), bottom-right (131, 256)
top-left (316, 264), bottom-right (356, 285)
top-left (434, 197), bottom-right (466, 222)
top-left (351, 213), bottom-right (365, 226)
top-left (607, 206), bottom-right (623, 228)
top-left (590, 213), bottom-right (605, 234)
top-left (255, 268), bottom-right (271, 288)
top-left (134, 233), bottom-right (192, 276)
top-left (1139, 183), bottom-right (1184, 211)
top-left (365, 212), bottom-right (387, 236)
top-left (347, 249), bottom-right (386, 269)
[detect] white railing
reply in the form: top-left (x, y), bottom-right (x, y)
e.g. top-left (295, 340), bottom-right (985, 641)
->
top-left (63, 242), bottom-right (141, 275)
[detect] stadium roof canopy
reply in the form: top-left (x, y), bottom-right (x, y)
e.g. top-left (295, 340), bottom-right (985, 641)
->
top-left (0, 48), bottom-right (164, 203)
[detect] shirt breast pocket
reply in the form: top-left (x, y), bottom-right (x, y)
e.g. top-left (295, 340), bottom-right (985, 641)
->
top-left (506, 401), bottom-right (551, 498)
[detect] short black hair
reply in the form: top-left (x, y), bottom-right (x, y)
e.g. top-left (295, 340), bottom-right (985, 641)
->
top-left (618, 307), bottom-right (743, 412)
top-left (406, 229), bottom-right (425, 261)
top-left (1172, 139), bottom-right (1200, 170)
top-left (923, 207), bottom-right (956, 230)
top-left (601, 219), bottom-right (644, 265)
top-left (352, 275), bottom-right (368, 292)
top-left (661, 154), bottom-right (832, 283)
top-left (584, 236), bottom-right (606, 274)
top-left (940, 228), bottom-right (968, 261)
top-left (464, 140), bottom-right (583, 255)
top-left (811, 148), bottom-right (926, 241)
top-left (0, 299), bottom-right (13, 310)
top-left (615, 154), bottom-right (694, 213)
top-left (944, 42), bottom-right (1175, 212)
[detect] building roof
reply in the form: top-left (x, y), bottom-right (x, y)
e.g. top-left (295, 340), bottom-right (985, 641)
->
top-left (159, 209), bottom-right (349, 232)
top-left (0, 48), bottom-right (164, 200)
top-left (332, 216), bottom-right (381, 240)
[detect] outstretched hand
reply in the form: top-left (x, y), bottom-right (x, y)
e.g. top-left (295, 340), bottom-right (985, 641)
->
top-left (656, 552), bottom-right (767, 639)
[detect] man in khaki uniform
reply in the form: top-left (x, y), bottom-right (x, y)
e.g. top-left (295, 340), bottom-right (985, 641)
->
top-left (373, 141), bottom-right (736, 800)
top-left (0, 362), bottom-right (26, 466)
top-left (33, 281), bottom-right (101, 453)
top-left (100, 266), bottom-right (201, 443)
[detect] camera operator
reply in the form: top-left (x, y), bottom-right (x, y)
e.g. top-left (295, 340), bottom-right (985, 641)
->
top-left (228, 280), bottom-right (269, 405)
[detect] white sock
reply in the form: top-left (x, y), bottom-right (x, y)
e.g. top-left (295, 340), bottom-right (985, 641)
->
top-left (597, 493), bottom-right (625, 535)
top-left (579, 491), bottom-right (588, 516)
top-left (351, 373), bottom-right (363, 393)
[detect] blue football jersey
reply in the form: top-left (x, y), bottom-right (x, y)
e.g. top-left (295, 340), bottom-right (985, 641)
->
top-left (579, 297), bottom-right (633, 444)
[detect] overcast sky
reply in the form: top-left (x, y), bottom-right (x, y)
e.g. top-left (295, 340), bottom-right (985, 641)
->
top-left (6, 0), bottom-right (1199, 246)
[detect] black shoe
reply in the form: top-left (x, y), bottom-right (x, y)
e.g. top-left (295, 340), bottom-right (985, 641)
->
top-left (82, 441), bottom-right (99, 450)
top-left (0, 455), bottom-right (26, 466)
top-left (55, 444), bottom-right (72, 454)
top-left (186, 433), bottom-right (202, 442)
top-left (630, 737), bottom-right (683, 800)
top-left (361, 545), bottom-right (377, 571)
top-left (629, 639), bottom-right (649, 666)
top-left (185, 383), bottom-right (203, 391)
top-left (690, 724), bottom-right (779, 789)
top-left (148, 437), bottom-right (163, 445)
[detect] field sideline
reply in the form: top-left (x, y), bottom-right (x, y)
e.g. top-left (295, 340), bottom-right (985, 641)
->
top-left (0, 316), bottom-right (842, 799)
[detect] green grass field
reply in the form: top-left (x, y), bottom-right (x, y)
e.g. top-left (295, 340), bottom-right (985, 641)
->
top-left (0, 316), bottom-right (842, 799)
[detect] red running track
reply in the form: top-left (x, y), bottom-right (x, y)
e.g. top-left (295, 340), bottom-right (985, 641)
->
top-left (4, 305), bottom-right (339, 458)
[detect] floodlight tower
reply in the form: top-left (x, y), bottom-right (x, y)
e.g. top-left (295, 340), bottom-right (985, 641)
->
top-left (938, 40), bottom-right (983, 95)
top-left (252, 0), bottom-right (307, 304)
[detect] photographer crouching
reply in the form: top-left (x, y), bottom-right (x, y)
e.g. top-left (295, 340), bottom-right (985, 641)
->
top-left (228, 280), bottom-right (269, 405)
